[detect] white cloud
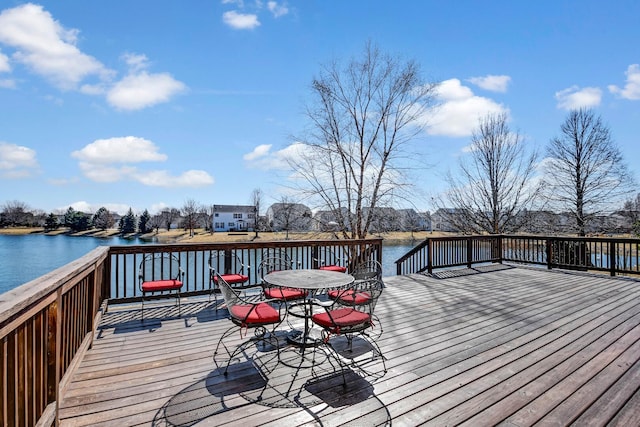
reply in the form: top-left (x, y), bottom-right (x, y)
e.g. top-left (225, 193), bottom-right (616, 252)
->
top-left (59, 201), bottom-right (132, 216)
top-left (244, 142), bottom-right (302, 170)
top-left (426, 79), bottom-right (509, 137)
top-left (132, 169), bottom-right (214, 187)
top-left (267, 1), bottom-right (289, 18)
top-left (467, 75), bottom-right (511, 93)
top-left (149, 202), bottom-right (169, 215)
top-left (107, 61), bottom-right (186, 111)
top-left (0, 141), bottom-right (38, 178)
top-left (76, 162), bottom-right (137, 183)
top-left (67, 201), bottom-right (94, 213)
top-left (0, 3), bottom-right (111, 90)
top-left (71, 136), bottom-right (214, 187)
top-left (0, 49), bottom-right (10, 72)
top-left (223, 11), bottom-right (260, 30)
top-left (122, 52), bottom-right (150, 73)
top-left (0, 5), bottom-right (184, 110)
top-left (243, 144), bottom-right (272, 161)
top-left (72, 136), bottom-right (168, 164)
top-left (555, 86), bottom-right (602, 110)
top-left (608, 64), bottom-right (640, 100)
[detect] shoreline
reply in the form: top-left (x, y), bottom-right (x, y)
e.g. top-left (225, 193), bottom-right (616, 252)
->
top-left (0, 226), bottom-right (443, 244)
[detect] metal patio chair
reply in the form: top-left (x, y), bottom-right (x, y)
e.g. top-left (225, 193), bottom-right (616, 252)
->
top-left (212, 272), bottom-right (285, 375)
top-left (311, 278), bottom-right (387, 380)
top-left (259, 255), bottom-right (307, 302)
top-left (209, 250), bottom-right (250, 308)
top-left (138, 253), bottom-right (184, 320)
top-left (315, 247), bottom-right (348, 273)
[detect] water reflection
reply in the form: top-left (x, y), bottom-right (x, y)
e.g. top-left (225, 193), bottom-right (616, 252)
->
top-left (0, 234), bottom-right (147, 294)
top-left (0, 234), bottom-right (417, 296)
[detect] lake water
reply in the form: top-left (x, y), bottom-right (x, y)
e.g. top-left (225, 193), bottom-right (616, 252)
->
top-left (0, 234), bottom-right (417, 295)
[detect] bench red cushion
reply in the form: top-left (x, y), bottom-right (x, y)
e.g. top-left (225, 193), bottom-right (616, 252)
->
top-left (327, 289), bottom-right (372, 305)
top-left (319, 265), bottom-right (347, 273)
top-left (141, 279), bottom-right (183, 292)
top-left (230, 302), bottom-right (280, 324)
top-left (312, 307), bottom-right (370, 329)
top-left (214, 274), bottom-right (249, 285)
top-left (264, 287), bottom-right (308, 301)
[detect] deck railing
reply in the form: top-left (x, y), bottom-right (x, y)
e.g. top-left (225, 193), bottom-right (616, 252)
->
top-left (0, 246), bottom-right (110, 427)
top-left (107, 239), bottom-right (382, 303)
top-left (0, 238), bottom-right (381, 426)
top-left (395, 234), bottom-right (640, 277)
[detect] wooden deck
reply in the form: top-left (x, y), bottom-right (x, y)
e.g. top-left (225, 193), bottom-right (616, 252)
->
top-left (58, 265), bottom-right (640, 426)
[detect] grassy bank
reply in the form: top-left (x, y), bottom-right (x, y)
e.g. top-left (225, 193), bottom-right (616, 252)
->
top-left (0, 226), bottom-right (445, 243)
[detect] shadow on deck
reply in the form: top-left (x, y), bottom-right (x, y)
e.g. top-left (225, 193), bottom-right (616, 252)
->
top-left (59, 266), bottom-right (640, 426)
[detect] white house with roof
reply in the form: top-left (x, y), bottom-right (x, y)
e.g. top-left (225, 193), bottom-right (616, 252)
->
top-left (212, 204), bottom-right (256, 232)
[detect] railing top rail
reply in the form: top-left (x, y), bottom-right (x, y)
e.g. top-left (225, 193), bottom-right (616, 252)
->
top-left (503, 234), bottom-right (640, 244)
top-left (107, 238), bottom-right (383, 254)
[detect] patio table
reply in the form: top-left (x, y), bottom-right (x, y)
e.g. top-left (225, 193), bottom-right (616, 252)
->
top-left (263, 269), bottom-right (354, 347)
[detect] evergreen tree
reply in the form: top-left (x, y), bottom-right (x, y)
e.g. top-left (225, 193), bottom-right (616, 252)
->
top-left (44, 213), bottom-right (59, 231)
top-left (63, 207), bottom-right (76, 228)
top-left (119, 208), bottom-right (137, 234)
top-left (138, 209), bottom-right (151, 233)
top-left (63, 207), bottom-right (90, 232)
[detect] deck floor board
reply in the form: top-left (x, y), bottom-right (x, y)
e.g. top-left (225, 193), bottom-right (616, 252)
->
top-left (58, 266), bottom-right (640, 426)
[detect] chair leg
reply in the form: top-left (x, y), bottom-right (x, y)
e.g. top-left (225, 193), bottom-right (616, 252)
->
top-left (140, 293), bottom-right (145, 321)
top-left (213, 326), bottom-right (238, 371)
top-left (176, 291), bottom-right (181, 316)
top-left (318, 331), bottom-right (347, 386)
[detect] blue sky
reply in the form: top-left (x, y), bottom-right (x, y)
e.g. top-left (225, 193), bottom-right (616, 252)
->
top-left (0, 1), bottom-right (639, 216)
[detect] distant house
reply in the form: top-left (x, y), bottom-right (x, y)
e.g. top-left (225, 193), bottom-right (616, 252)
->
top-left (431, 208), bottom-right (462, 233)
top-left (363, 206), bottom-right (401, 233)
top-left (212, 205), bottom-right (256, 232)
top-left (265, 203), bottom-right (311, 232)
top-left (397, 208), bottom-right (430, 232)
top-left (312, 208), bottom-right (351, 232)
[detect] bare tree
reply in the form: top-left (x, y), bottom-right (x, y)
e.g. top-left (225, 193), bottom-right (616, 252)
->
top-left (1, 200), bottom-right (31, 226)
top-left (251, 188), bottom-right (263, 238)
top-left (148, 213), bottom-right (163, 233)
top-left (544, 108), bottom-right (634, 236)
top-left (439, 113), bottom-right (541, 234)
top-left (181, 199), bottom-right (199, 237)
top-left (160, 208), bottom-right (180, 231)
top-left (288, 41), bottom-right (438, 239)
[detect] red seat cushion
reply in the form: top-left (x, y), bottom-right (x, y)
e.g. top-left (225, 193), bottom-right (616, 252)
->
top-left (312, 307), bottom-right (370, 329)
top-left (264, 287), bottom-right (307, 301)
top-left (319, 265), bottom-right (347, 273)
top-left (214, 274), bottom-right (249, 285)
top-left (141, 280), bottom-right (183, 292)
top-left (230, 302), bottom-right (280, 324)
top-left (328, 289), bottom-right (371, 305)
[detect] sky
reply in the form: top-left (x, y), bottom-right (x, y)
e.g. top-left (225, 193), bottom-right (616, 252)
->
top-left (0, 1), bottom-right (639, 216)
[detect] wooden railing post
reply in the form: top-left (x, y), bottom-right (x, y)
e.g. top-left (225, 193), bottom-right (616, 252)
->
top-left (311, 246), bottom-right (319, 269)
top-left (427, 239), bottom-right (434, 275)
top-left (610, 240), bottom-right (617, 277)
top-left (546, 238), bottom-right (553, 270)
top-left (46, 291), bottom-right (61, 426)
top-left (466, 237), bottom-right (473, 269)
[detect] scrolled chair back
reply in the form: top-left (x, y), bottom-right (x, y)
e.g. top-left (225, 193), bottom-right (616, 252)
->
top-left (333, 277), bottom-right (383, 314)
top-left (208, 250), bottom-right (247, 276)
top-left (350, 259), bottom-right (383, 281)
top-left (258, 256), bottom-right (293, 279)
top-left (139, 253), bottom-right (182, 283)
top-left (211, 270), bottom-right (241, 310)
